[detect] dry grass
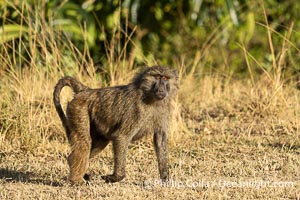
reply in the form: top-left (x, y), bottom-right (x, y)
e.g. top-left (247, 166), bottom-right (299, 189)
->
top-left (0, 2), bottom-right (300, 199)
top-left (0, 66), bottom-right (299, 199)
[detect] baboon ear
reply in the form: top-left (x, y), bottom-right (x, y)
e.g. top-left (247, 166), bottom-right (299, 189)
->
top-left (170, 69), bottom-right (179, 80)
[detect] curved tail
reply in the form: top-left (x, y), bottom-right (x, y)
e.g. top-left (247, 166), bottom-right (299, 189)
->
top-left (53, 76), bottom-right (89, 136)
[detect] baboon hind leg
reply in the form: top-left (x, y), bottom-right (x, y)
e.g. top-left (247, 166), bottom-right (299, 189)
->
top-left (67, 110), bottom-right (91, 185)
top-left (68, 140), bottom-right (91, 184)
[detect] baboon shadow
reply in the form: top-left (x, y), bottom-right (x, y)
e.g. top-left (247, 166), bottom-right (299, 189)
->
top-left (266, 142), bottom-right (300, 152)
top-left (0, 168), bottom-right (63, 187)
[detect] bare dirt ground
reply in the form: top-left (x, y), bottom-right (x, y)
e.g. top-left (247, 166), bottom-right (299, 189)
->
top-left (0, 132), bottom-right (299, 199)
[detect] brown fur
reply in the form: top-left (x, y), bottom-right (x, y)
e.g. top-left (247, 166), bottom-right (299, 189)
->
top-left (53, 66), bottom-right (179, 184)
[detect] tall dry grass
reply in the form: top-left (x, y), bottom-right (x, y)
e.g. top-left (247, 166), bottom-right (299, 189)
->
top-left (0, 0), bottom-right (299, 156)
top-left (0, 2), bottom-right (299, 199)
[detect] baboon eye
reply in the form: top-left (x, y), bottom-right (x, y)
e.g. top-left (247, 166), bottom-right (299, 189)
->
top-left (162, 76), bottom-right (169, 81)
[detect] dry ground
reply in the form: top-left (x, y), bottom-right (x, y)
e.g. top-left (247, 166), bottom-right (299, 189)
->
top-left (0, 133), bottom-right (299, 199)
top-left (0, 71), bottom-right (300, 199)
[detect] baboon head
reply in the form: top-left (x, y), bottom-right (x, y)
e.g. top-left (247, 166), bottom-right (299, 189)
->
top-left (133, 66), bottom-right (179, 102)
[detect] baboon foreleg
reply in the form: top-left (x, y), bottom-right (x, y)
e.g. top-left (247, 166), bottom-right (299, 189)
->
top-left (154, 130), bottom-right (169, 181)
top-left (101, 137), bottom-right (128, 183)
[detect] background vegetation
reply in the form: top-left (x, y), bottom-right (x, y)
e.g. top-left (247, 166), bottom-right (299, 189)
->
top-left (0, 0), bottom-right (299, 199)
top-left (2, 0), bottom-right (300, 78)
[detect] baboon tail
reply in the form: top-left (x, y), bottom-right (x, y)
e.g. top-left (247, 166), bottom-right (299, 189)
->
top-left (53, 76), bottom-right (89, 136)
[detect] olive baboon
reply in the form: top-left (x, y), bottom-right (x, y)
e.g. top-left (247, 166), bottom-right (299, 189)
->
top-left (53, 66), bottom-right (179, 184)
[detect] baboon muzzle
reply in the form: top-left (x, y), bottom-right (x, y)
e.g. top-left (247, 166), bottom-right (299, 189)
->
top-left (153, 83), bottom-right (167, 100)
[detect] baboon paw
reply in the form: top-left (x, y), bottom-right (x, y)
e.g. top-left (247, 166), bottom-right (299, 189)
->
top-left (101, 174), bottom-right (125, 183)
